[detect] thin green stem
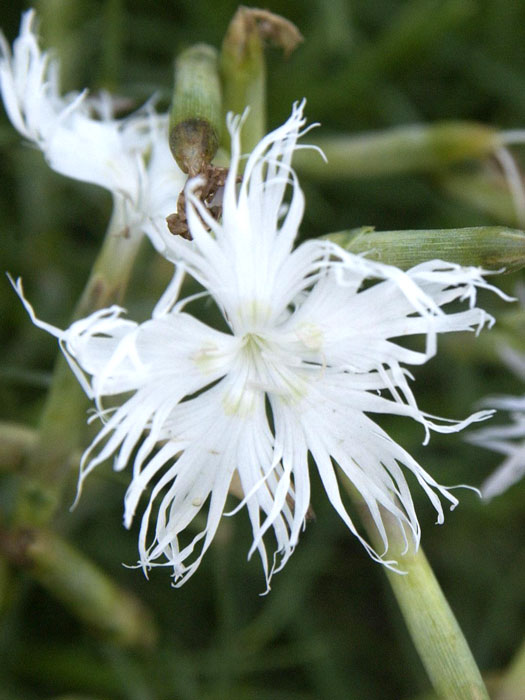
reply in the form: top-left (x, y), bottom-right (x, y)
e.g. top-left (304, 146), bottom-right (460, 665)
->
top-left (13, 206), bottom-right (144, 528)
top-left (343, 479), bottom-right (489, 700)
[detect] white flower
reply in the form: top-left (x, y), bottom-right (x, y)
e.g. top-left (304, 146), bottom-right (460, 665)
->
top-left (14, 101), bottom-right (506, 588)
top-left (468, 347), bottom-right (525, 499)
top-left (0, 10), bottom-right (184, 252)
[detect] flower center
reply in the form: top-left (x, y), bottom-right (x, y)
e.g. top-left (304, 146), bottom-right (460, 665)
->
top-left (221, 326), bottom-right (321, 418)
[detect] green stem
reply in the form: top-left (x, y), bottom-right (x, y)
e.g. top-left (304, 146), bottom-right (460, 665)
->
top-left (13, 205), bottom-right (144, 528)
top-left (343, 480), bottom-right (489, 699)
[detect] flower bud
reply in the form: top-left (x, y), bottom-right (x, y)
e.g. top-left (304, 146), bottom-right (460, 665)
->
top-left (169, 44), bottom-right (221, 175)
top-left (295, 122), bottom-right (500, 179)
top-left (326, 225), bottom-right (525, 272)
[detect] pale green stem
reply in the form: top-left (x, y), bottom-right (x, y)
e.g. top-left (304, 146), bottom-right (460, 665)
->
top-left (325, 225), bottom-right (525, 272)
top-left (293, 122), bottom-right (500, 179)
top-left (13, 206), bottom-right (144, 528)
top-left (343, 479), bottom-right (489, 699)
top-left (0, 527), bottom-right (156, 649)
top-left (0, 420), bottom-right (158, 647)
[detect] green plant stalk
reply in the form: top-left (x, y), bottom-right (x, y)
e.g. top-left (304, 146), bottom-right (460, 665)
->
top-left (325, 225), bottom-right (525, 272)
top-left (0, 421), bottom-right (158, 648)
top-left (343, 480), bottom-right (489, 699)
top-left (220, 7), bottom-right (266, 155)
top-left (13, 205), bottom-right (144, 528)
top-left (0, 527), bottom-right (156, 649)
top-left (293, 122), bottom-right (500, 179)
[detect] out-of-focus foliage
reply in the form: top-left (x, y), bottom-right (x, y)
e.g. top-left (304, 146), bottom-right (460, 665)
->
top-left (0, 1), bottom-right (524, 698)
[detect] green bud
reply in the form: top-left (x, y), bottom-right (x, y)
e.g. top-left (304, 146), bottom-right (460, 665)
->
top-left (169, 44), bottom-right (221, 175)
top-left (294, 122), bottom-right (500, 179)
top-left (325, 225), bottom-right (525, 272)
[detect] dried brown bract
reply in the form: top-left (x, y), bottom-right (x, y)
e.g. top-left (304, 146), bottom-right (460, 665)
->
top-left (166, 164), bottom-right (232, 241)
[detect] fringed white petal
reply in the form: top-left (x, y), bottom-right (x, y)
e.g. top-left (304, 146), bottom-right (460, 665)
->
top-left (470, 415), bottom-right (525, 498)
top-left (13, 99), bottom-right (511, 587)
top-left (468, 348), bottom-right (525, 499)
top-left (0, 11), bottom-right (184, 252)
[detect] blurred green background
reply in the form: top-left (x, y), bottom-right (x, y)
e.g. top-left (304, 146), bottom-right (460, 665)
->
top-left (0, 1), bottom-right (524, 698)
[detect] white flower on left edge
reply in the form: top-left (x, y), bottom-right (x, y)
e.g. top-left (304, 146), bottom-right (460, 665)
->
top-left (0, 10), bottom-right (184, 251)
top-left (468, 347), bottom-right (525, 499)
top-left (14, 102), bottom-right (508, 588)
